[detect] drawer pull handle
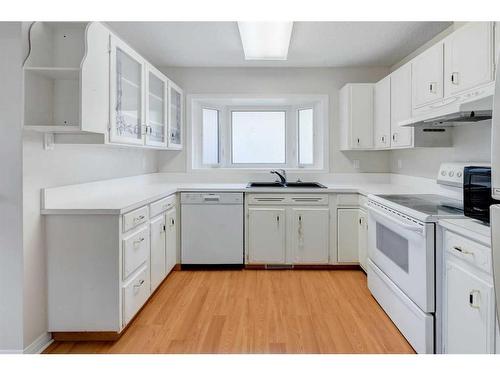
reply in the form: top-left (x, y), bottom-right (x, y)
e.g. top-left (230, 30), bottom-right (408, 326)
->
top-left (134, 215), bottom-right (145, 222)
top-left (469, 290), bottom-right (480, 309)
top-left (134, 279), bottom-right (145, 289)
top-left (134, 237), bottom-right (145, 245)
top-left (453, 246), bottom-right (473, 255)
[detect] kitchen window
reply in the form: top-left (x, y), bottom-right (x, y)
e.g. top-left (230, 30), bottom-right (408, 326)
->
top-left (190, 95), bottom-right (328, 170)
top-left (231, 111), bottom-right (286, 164)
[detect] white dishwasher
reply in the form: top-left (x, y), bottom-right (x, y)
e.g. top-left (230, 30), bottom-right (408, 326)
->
top-left (181, 192), bottom-right (244, 265)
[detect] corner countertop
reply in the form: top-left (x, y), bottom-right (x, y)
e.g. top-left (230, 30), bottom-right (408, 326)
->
top-left (41, 179), bottom-right (426, 215)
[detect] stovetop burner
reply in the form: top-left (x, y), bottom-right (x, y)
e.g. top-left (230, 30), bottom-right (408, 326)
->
top-left (376, 194), bottom-right (463, 216)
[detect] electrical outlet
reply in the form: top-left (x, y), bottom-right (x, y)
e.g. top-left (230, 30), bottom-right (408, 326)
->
top-left (397, 159), bottom-right (403, 169)
top-left (43, 133), bottom-right (55, 150)
top-left (353, 159), bottom-right (360, 169)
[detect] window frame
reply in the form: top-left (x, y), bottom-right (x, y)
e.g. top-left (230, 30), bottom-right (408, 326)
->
top-left (188, 94), bottom-right (328, 172)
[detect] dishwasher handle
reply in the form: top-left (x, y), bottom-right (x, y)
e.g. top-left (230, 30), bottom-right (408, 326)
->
top-left (203, 195), bottom-right (221, 202)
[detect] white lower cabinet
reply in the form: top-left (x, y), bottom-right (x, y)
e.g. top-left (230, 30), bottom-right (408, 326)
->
top-left (165, 207), bottom-right (177, 275)
top-left (46, 193), bottom-right (177, 335)
top-left (248, 207), bottom-right (286, 264)
top-left (444, 260), bottom-right (495, 353)
top-left (291, 208), bottom-right (329, 264)
top-left (150, 214), bottom-right (166, 291)
top-left (358, 209), bottom-right (368, 271)
top-left (442, 228), bottom-right (496, 353)
top-left (122, 265), bottom-right (151, 326)
top-left (246, 194), bottom-right (330, 265)
top-left (337, 208), bottom-right (360, 263)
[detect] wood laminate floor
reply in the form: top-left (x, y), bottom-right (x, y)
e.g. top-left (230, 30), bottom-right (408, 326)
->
top-left (44, 270), bottom-right (415, 354)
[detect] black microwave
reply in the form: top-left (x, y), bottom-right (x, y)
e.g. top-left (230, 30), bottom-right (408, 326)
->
top-left (463, 166), bottom-right (499, 223)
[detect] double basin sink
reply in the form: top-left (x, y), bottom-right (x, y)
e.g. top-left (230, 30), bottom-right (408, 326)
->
top-left (247, 181), bottom-right (326, 188)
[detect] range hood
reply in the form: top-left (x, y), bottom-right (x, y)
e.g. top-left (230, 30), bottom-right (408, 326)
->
top-left (399, 84), bottom-right (494, 127)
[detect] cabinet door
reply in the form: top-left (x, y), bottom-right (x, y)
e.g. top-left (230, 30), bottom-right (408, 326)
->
top-left (291, 208), bottom-right (329, 264)
top-left (145, 65), bottom-right (168, 148)
top-left (374, 76), bottom-right (391, 149)
top-left (350, 84), bottom-right (374, 149)
top-left (337, 208), bottom-right (359, 263)
top-left (412, 42), bottom-right (444, 108)
top-left (168, 81), bottom-right (183, 149)
top-left (165, 207), bottom-right (177, 275)
top-left (390, 64), bottom-right (413, 148)
top-left (445, 260), bottom-right (495, 353)
top-left (150, 215), bottom-right (166, 292)
top-left (358, 209), bottom-right (368, 271)
top-left (109, 36), bottom-right (145, 145)
top-left (444, 22), bottom-right (494, 96)
top-left (248, 207), bottom-right (286, 264)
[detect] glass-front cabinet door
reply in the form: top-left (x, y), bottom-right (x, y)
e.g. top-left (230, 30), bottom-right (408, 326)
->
top-left (109, 36), bottom-right (145, 145)
top-left (145, 65), bottom-right (168, 148)
top-left (168, 81), bottom-right (183, 149)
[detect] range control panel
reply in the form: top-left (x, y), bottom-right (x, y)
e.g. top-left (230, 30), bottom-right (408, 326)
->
top-left (437, 162), bottom-right (490, 187)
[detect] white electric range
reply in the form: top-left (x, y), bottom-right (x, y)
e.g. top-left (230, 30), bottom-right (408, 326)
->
top-left (366, 164), bottom-right (470, 354)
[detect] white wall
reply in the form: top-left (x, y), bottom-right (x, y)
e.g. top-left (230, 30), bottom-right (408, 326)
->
top-left (158, 67), bottom-right (391, 177)
top-left (0, 22), bottom-right (24, 353)
top-left (390, 123), bottom-right (492, 179)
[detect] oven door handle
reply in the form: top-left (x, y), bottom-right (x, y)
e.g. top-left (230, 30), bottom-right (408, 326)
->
top-left (368, 205), bottom-right (425, 235)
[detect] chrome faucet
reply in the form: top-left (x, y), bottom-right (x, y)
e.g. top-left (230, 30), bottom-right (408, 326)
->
top-left (270, 169), bottom-right (287, 185)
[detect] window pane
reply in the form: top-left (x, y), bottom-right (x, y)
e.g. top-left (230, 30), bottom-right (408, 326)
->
top-left (202, 108), bottom-right (219, 165)
top-left (231, 111), bottom-right (286, 164)
top-left (298, 108), bottom-right (313, 165)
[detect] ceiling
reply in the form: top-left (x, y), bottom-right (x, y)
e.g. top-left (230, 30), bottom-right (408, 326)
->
top-left (107, 21), bottom-right (452, 68)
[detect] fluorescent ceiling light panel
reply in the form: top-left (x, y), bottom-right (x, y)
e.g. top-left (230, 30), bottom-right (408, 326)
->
top-left (237, 22), bottom-right (293, 60)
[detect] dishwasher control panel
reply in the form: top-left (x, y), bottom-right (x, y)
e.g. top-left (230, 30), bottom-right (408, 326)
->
top-left (180, 192), bottom-right (244, 204)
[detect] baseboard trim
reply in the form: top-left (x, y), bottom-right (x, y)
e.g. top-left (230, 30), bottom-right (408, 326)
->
top-left (245, 264), bottom-right (362, 270)
top-left (23, 332), bottom-right (53, 354)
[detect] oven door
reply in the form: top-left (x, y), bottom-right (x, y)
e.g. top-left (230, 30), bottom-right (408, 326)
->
top-left (368, 203), bottom-right (435, 313)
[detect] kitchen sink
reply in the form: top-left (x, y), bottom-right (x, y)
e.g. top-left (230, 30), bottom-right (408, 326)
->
top-left (285, 182), bottom-right (326, 188)
top-left (247, 181), bottom-right (326, 188)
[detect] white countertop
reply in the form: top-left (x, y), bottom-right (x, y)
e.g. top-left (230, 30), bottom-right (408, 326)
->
top-left (41, 176), bottom-right (426, 215)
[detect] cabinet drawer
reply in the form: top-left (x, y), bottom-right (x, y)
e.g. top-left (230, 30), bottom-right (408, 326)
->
top-left (150, 195), bottom-right (176, 218)
top-left (247, 194), bottom-right (329, 206)
top-left (122, 265), bottom-right (150, 327)
top-left (336, 194), bottom-right (359, 206)
top-left (445, 231), bottom-right (491, 273)
top-left (123, 206), bottom-right (149, 233)
top-left (123, 226), bottom-right (150, 280)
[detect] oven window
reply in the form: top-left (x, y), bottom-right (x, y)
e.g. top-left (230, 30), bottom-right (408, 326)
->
top-left (376, 222), bottom-right (409, 273)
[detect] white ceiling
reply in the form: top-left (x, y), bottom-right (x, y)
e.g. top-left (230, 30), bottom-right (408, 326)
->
top-left (107, 22), bottom-right (452, 68)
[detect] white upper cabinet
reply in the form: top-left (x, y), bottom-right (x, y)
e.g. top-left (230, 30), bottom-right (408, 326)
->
top-left (145, 64), bottom-right (168, 148)
top-left (390, 64), bottom-right (413, 148)
top-left (339, 83), bottom-right (374, 150)
top-left (374, 76), bottom-right (391, 149)
top-left (109, 35), bottom-right (146, 146)
top-left (168, 81), bottom-right (183, 149)
top-left (444, 22), bottom-right (494, 97)
top-left (412, 42), bottom-right (444, 108)
top-left (290, 208), bottom-right (329, 264)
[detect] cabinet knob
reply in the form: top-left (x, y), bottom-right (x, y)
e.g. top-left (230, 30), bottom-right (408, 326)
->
top-left (429, 82), bottom-right (437, 93)
top-left (469, 290), bottom-right (480, 309)
top-left (451, 72), bottom-right (459, 85)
